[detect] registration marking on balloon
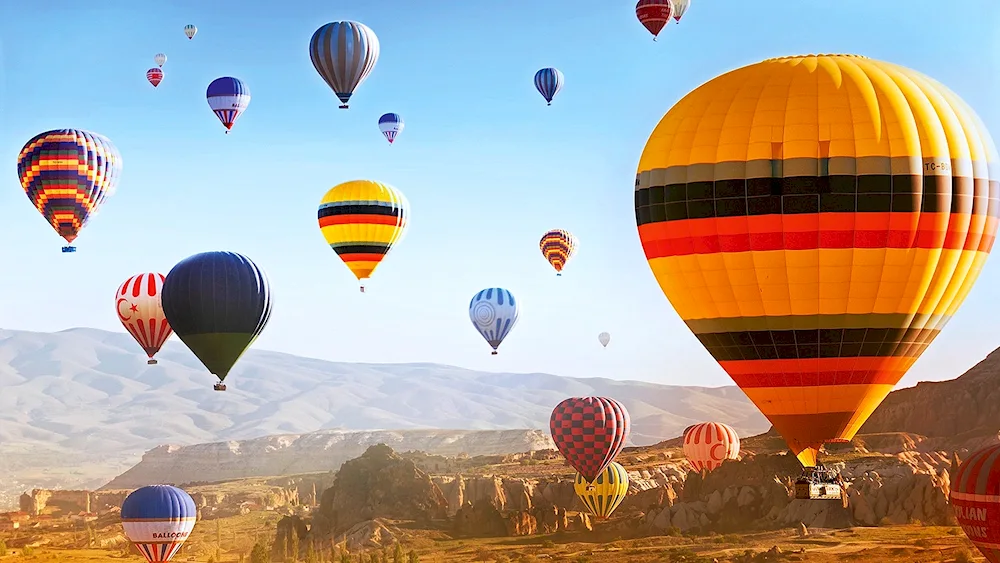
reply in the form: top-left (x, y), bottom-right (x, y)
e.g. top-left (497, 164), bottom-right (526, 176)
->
top-left (634, 54), bottom-right (1000, 468)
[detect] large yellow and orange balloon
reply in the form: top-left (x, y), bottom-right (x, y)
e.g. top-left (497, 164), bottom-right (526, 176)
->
top-left (318, 180), bottom-right (409, 292)
top-left (635, 54), bottom-right (999, 468)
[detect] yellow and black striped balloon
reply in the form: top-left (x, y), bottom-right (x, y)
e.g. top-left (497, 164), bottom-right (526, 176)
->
top-left (635, 54), bottom-right (999, 467)
top-left (318, 180), bottom-right (409, 292)
top-left (573, 461), bottom-right (629, 519)
top-left (539, 229), bottom-right (578, 275)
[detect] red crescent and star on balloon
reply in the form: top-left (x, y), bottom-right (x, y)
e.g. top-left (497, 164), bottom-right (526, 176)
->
top-left (116, 298), bottom-right (138, 322)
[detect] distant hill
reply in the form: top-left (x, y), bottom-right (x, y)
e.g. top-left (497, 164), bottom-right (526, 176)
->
top-left (0, 327), bottom-right (768, 508)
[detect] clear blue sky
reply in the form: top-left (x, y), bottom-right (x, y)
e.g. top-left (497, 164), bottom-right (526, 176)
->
top-left (0, 0), bottom-right (998, 388)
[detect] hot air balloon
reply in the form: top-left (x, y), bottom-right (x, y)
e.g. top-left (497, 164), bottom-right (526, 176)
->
top-left (378, 113), bottom-right (403, 144)
top-left (161, 251), bottom-right (272, 391)
top-left (318, 180), bottom-right (408, 292)
top-left (672, 0), bottom-right (690, 22)
top-left (154, 53), bottom-right (166, 67)
top-left (598, 332), bottom-right (611, 347)
top-left (574, 461), bottom-right (629, 519)
top-left (183, 25), bottom-right (197, 40)
top-left (121, 485), bottom-right (197, 563)
top-left (635, 0), bottom-right (675, 40)
top-left (17, 129), bottom-right (123, 253)
top-left (309, 21), bottom-right (380, 109)
top-left (539, 229), bottom-right (577, 275)
top-left (550, 396), bottom-right (630, 482)
top-left (634, 54), bottom-right (999, 471)
top-left (116, 273), bottom-right (173, 365)
top-left (534, 67), bottom-right (564, 106)
top-left (952, 444), bottom-right (1000, 562)
top-left (469, 288), bottom-right (519, 355)
top-left (147, 68), bottom-right (163, 88)
top-left (206, 77), bottom-right (250, 133)
top-left (683, 422), bottom-right (740, 472)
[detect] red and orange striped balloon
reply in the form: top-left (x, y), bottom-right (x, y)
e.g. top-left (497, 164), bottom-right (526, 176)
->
top-left (683, 422), bottom-right (740, 472)
top-left (951, 444), bottom-right (1000, 562)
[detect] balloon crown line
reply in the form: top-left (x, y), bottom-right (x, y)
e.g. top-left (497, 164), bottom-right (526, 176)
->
top-left (763, 53), bottom-right (869, 62)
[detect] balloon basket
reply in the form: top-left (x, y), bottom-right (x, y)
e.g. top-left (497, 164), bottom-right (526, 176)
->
top-left (491, 351), bottom-right (498, 356)
top-left (147, 359), bottom-right (157, 365)
top-left (214, 383), bottom-right (227, 391)
top-left (61, 246), bottom-right (76, 253)
top-left (556, 273), bottom-right (562, 277)
top-left (547, 102), bottom-right (552, 106)
top-left (339, 104), bottom-right (349, 109)
top-left (360, 286), bottom-right (365, 293)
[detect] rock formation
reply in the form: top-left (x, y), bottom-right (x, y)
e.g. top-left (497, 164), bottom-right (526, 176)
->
top-left (310, 444), bottom-right (448, 540)
top-left (102, 429), bottom-right (555, 489)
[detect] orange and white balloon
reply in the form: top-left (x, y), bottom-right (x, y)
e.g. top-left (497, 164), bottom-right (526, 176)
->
top-left (116, 273), bottom-right (173, 364)
top-left (683, 422), bottom-right (740, 472)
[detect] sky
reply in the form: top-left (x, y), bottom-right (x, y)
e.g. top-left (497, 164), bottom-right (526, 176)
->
top-left (0, 0), bottom-right (998, 389)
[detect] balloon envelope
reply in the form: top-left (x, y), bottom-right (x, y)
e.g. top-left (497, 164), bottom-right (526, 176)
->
top-left (16, 129), bottom-right (122, 250)
top-left (683, 422), bottom-right (740, 472)
top-left (160, 251), bottom-right (272, 383)
top-left (635, 0), bottom-right (674, 38)
top-left (634, 54), bottom-right (1000, 468)
top-left (469, 288), bottom-right (519, 353)
top-left (309, 21), bottom-right (380, 109)
top-left (378, 113), bottom-right (403, 144)
top-left (672, 0), bottom-right (690, 21)
top-left (539, 229), bottom-right (577, 274)
top-left (533, 67), bottom-right (564, 105)
top-left (318, 180), bottom-right (409, 290)
top-left (952, 444), bottom-right (1000, 562)
top-left (598, 332), bottom-right (611, 347)
top-left (116, 273), bottom-right (173, 363)
top-left (574, 461), bottom-right (629, 519)
top-left (147, 68), bottom-right (163, 87)
top-left (550, 396), bottom-right (630, 482)
top-left (206, 77), bottom-right (250, 131)
top-left (121, 485), bottom-right (196, 563)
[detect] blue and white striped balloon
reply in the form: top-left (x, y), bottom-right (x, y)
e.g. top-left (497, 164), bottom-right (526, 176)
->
top-left (378, 112), bottom-right (403, 144)
top-left (533, 67), bottom-right (564, 106)
top-left (469, 288), bottom-right (519, 355)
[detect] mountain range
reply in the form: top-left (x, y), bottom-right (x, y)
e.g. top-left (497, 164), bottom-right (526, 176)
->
top-left (0, 327), bottom-right (768, 508)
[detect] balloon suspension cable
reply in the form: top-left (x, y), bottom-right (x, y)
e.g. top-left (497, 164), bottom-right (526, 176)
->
top-left (147, 359), bottom-right (157, 365)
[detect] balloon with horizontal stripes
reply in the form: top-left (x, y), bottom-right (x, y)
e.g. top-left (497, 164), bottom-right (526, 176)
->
top-left (635, 54), bottom-right (1000, 469)
top-left (318, 180), bottom-right (409, 292)
top-left (539, 229), bottom-right (578, 275)
top-left (16, 129), bottom-right (123, 253)
top-left (574, 461), bottom-right (629, 519)
top-left (683, 422), bottom-right (740, 472)
top-left (635, 0), bottom-right (674, 40)
top-left (951, 443), bottom-right (1000, 562)
top-left (121, 485), bottom-right (197, 562)
top-left (116, 273), bottom-right (173, 365)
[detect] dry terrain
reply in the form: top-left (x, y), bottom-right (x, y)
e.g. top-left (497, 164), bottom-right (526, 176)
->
top-left (0, 515), bottom-right (985, 562)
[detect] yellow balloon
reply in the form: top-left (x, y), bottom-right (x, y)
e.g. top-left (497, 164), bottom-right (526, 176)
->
top-left (574, 461), bottom-right (629, 519)
top-left (318, 180), bottom-right (409, 292)
top-left (635, 54), bottom-right (999, 467)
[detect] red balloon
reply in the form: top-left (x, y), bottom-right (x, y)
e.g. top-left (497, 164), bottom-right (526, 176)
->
top-left (549, 396), bottom-right (630, 482)
top-left (147, 68), bottom-right (163, 88)
top-left (635, 0), bottom-right (674, 39)
top-left (952, 443), bottom-right (1000, 562)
